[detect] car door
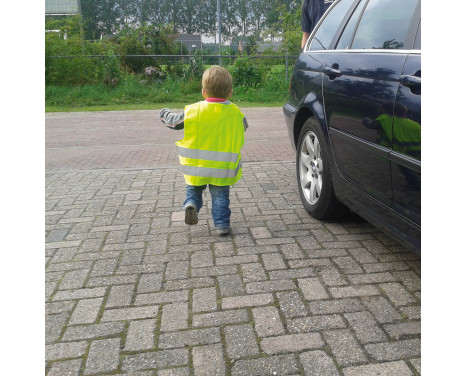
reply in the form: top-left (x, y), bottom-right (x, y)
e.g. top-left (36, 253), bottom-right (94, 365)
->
top-left (315, 0), bottom-right (420, 208)
top-left (391, 15), bottom-right (421, 227)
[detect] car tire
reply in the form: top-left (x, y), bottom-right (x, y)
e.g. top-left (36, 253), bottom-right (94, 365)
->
top-left (296, 117), bottom-right (347, 219)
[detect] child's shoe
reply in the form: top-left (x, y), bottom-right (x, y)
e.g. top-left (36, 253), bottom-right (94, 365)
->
top-left (184, 203), bottom-right (198, 225)
top-left (216, 226), bottom-right (231, 236)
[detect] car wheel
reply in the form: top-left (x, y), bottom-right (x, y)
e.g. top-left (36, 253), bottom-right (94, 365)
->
top-left (296, 118), bottom-right (346, 219)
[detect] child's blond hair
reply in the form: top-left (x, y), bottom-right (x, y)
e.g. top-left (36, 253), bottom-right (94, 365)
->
top-left (202, 66), bottom-right (233, 99)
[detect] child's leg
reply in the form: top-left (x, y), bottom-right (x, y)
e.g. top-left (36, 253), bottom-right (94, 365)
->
top-left (184, 184), bottom-right (206, 225)
top-left (184, 184), bottom-right (206, 211)
top-left (208, 185), bottom-right (231, 230)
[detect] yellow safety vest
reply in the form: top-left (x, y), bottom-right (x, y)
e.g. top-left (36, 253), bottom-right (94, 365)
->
top-left (175, 101), bottom-right (245, 186)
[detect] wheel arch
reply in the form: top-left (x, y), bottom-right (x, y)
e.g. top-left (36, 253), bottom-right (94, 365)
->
top-left (293, 93), bottom-right (328, 148)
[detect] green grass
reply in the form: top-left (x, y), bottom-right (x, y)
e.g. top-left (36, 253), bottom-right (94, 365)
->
top-left (45, 75), bottom-right (289, 112)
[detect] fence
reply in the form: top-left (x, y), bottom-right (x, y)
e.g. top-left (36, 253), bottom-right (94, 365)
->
top-left (46, 54), bottom-right (299, 82)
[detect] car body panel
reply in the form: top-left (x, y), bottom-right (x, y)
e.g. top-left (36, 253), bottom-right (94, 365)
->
top-left (283, 0), bottom-right (421, 253)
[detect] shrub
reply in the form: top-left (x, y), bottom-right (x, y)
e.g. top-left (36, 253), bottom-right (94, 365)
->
top-left (229, 56), bottom-right (262, 88)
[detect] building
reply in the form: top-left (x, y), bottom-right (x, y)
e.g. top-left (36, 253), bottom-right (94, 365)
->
top-left (175, 34), bottom-right (202, 54)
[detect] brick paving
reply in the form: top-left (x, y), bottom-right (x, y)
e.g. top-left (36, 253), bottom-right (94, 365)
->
top-left (45, 108), bottom-right (421, 375)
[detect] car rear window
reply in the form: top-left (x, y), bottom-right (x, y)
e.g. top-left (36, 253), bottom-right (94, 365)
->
top-left (308, 0), bottom-right (354, 51)
top-left (351, 0), bottom-right (419, 49)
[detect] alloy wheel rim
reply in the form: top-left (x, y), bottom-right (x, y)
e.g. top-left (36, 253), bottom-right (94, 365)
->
top-left (299, 131), bottom-right (323, 205)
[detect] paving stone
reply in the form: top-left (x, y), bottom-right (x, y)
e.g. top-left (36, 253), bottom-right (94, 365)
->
top-left (269, 267), bottom-right (315, 280)
top-left (365, 339), bottom-right (421, 361)
top-left (191, 265), bottom-right (237, 277)
top-left (324, 330), bottom-right (367, 366)
top-left (308, 298), bottom-right (365, 314)
top-left (192, 287), bottom-right (218, 313)
top-left (53, 287), bottom-right (106, 301)
top-left (329, 285), bottom-right (380, 298)
top-left (379, 282), bottom-right (417, 306)
top-left (158, 328), bottom-right (221, 349)
top-left (46, 301), bottom-right (76, 316)
top-left (59, 269), bottom-right (89, 290)
top-left (222, 293), bottom-right (274, 309)
top-left (138, 273), bottom-right (163, 293)
top-left (383, 321), bottom-right (421, 339)
top-left (192, 310), bottom-right (249, 327)
top-left (342, 360), bottom-right (413, 376)
top-left (287, 314), bottom-right (346, 333)
top-left (158, 368), bottom-right (190, 376)
top-left (45, 341), bottom-right (88, 361)
top-left (218, 274), bottom-right (246, 296)
top-left (161, 302), bottom-right (188, 331)
top-left (134, 291), bottom-right (188, 306)
top-left (62, 322), bottom-right (125, 341)
top-left (409, 358), bottom-right (421, 374)
top-left (164, 277), bottom-right (215, 291)
top-left (101, 306), bottom-right (159, 322)
top-left (69, 297), bottom-right (103, 325)
top-left (252, 306), bottom-right (285, 337)
top-left (45, 312), bottom-right (69, 344)
top-left (333, 256), bottom-right (364, 274)
top-left (164, 261), bottom-right (189, 280)
top-left (344, 311), bottom-right (387, 344)
top-left (316, 265), bottom-right (348, 286)
top-left (240, 262), bottom-right (267, 282)
top-left (119, 323), bottom-right (151, 357)
top-left (231, 354), bottom-right (299, 376)
top-left (298, 277), bottom-right (329, 300)
top-left (191, 251), bottom-right (214, 268)
top-left (84, 338), bottom-right (121, 375)
top-left (122, 349), bottom-right (189, 372)
top-left (192, 344), bottom-right (225, 376)
top-left (246, 279), bottom-right (296, 293)
top-left (347, 272), bottom-right (395, 284)
top-left (261, 253), bottom-right (287, 270)
top-left (47, 358), bottom-right (83, 376)
top-left (106, 284), bottom-right (135, 308)
top-left (276, 290), bottom-right (309, 318)
top-left (216, 254), bottom-right (258, 266)
top-left (360, 296), bottom-right (402, 323)
top-left (224, 324), bottom-right (259, 359)
top-left (299, 350), bottom-right (340, 376)
top-left (261, 333), bottom-right (323, 354)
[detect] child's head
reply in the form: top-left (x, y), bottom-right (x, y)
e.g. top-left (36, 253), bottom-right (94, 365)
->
top-left (202, 66), bottom-right (233, 99)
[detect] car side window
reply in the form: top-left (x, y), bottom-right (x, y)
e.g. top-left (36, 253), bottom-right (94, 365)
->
top-left (307, 0), bottom-right (354, 51)
top-left (351, 0), bottom-right (419, 49)
top-left (335, 0), bottom-right (366, 50)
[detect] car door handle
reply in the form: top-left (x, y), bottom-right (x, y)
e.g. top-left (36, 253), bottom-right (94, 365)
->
top-left (324, 66), bottom-right (342, 78)
top-left (399, 75), bottom-right (421, 87)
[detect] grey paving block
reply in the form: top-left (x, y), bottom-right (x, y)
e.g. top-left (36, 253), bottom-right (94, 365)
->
top-left (47, 358), bottom-right (83, 376)
top-left (122, 349), bottom-right (189, 372)
top-left (299, 350), bottom-right (340, 376)
top-left (231, 354), bottom-right (299, 376)
top-left (192, 344), bottom-right (225, 376)
top-left (324, 330), bottom-right (367, 366)
top-left (343, 360), bottom-right (413, 376)
top-left (252, 306), bottom-right (285, 337)
top-left (84, 338), bottom-right (121, 375)
top-left (261, 333), bottom-right (323, 354)
top-left (224, 324), bottom-right (259, 359)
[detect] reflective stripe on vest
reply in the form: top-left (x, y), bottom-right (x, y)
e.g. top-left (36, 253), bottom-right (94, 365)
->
top-left (177, 146), bottom-right (239, 163)
top-left (181, 158), bottom-right (243, 178)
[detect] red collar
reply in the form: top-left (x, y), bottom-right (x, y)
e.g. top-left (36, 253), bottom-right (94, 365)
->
top-left (205, 98), bottom-right (227, 102)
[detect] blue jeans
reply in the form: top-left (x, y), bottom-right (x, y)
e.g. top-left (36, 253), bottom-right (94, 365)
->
top-left (184, 184), bottom-right (231, 229)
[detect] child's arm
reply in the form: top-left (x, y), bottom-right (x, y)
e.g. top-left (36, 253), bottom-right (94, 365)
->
top-left (243, 117), bottom-right (249, 131)
top-left (159, 108), bottom-right (185, 130)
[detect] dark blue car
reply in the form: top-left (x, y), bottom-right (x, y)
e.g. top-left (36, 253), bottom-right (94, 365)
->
top-left (283, 0), bottom-right (421, 253)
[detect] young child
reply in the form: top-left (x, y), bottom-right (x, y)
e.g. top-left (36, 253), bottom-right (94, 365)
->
top-left (159, 66), bottom-right (248, 235)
